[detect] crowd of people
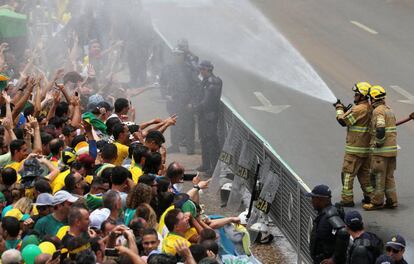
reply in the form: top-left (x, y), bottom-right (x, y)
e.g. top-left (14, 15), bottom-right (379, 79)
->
top-left (0, 1), bottom-right (248, 264)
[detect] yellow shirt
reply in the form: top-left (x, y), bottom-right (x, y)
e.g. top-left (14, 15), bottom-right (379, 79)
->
top-left (114, 142), bottom-right (129, 166)
top-left (51, 169), bottom-right (71, 194)
top-left (5, 161), bottom-right (22, 182)
top-left (130, 165), bottom-right (143, 184)
top-left (162, 232), bottom-right (191, 256)
top-left (158, 205), bottom-right (174, 237)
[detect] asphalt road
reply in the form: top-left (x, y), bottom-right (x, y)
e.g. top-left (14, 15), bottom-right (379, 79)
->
top-left (143, 0), bottom-right (414, 257)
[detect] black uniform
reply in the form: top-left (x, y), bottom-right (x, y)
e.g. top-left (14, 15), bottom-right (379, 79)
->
top-left (194, 73), bottom-right (222, 172)
top-left (160, 62), bottom-right (198, 153)
top-left (346, 232), bottom-right (383, 264)
top-left (310, 205), bottom-right (349, 264)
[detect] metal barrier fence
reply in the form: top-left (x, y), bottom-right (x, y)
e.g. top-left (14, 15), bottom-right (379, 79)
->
top-left (220, 98), bottom-right (317, 263)
top-left (154, 25), bottom-right (316, 264)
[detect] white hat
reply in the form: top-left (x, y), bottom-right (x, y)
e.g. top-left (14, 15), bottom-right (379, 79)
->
top-left (89, 208), bottom-right (111, 229)
top-left (34, 193), bottom-right (54, 206)
top-left (53, 190), bottom-right (79, 205)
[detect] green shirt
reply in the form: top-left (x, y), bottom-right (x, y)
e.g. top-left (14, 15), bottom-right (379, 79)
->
top-left (0, 152), bottom-right (11, 167)
top-left (34, 214), bottom-right (65, 238)
top-left (5, 239), bottom-right (21, 250)
top-left (124, 208), bottom-right (136, 226)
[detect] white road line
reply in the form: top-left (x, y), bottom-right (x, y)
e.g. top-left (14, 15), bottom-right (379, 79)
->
top-left (350, 20), bottom-right (378, 35)
top-left (390, 85), bottom-right (414, 104)
top-left (253, 91), bottom-right (272, 107)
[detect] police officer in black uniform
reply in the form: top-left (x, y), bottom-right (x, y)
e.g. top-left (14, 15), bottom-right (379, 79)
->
top-left (307, 185), bottom-right (349, 264)
top-left (192, 60), bottom-right (222, 174)
top-left (160, 48), bottom-right (198, 154)
top-left (378, 235), bottom-right (408, 264)
top-left (177, 39), bottom-right (199, 73)
top-left (344, 211), bottom-right (383, 264)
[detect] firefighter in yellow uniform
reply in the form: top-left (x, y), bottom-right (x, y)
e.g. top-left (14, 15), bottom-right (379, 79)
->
top-left (335, 82), bottom-right (374, 207)
top-left (363, 85), bottom-right (398, 210)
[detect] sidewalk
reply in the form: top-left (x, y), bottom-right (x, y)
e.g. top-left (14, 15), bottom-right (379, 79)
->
top-left (132, 88), bottom-right (291, 264)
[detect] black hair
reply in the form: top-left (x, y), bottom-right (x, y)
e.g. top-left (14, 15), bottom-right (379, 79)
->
top-left (2, 216), bottom-right (20, 237)
top-left (142, 228), bottom-right (158, 238)
top-left (147, 253), bottom-right (177, 264)
top-left (23, 104), bottom-right (35, 118)
top-left (71, 135), bottom-right (86, 148)
top-left (190, 244), bottom-right (208, 263)
top-left (50, 139), bottom-right (64, 156)
top-left (9, 139), bottom-right (25, 156)
top-left (62, 125), bottom-right (76, 136)
top-left (55, 102), bottom-right (70, 117)
top-left (64, 173), bottom-right (76, 193)
top-left (145, 131), bottom-right (165, 146)
top-left (128, 142), bottom-right (141, 159)
top-left (75, 250), bottom-right (96, 264)
top-left (49, 116), bottom-right (66, 129)
top-left (114, 98), bottom-right (129, 113)
top-left (166, 162), bottom-right (184, 180)
top-left (111, 166), bottom-right (130, 185)
top-left (143, 152), bottom-right (162, 174)
top-left (132, 144), bottom-right (149, 164)
top-left (34, 178), bottom-right (52, 194)
top-left (112, 122), bottom-right (126, 140)
top-left (201, 240), bottom-right (219, 255)
top-left (1, 167), bottom-right (17, 186)
top-left (100, 218), bottom-right (116, 233)
top-left (164, 209), bottom-right (181, 232)
top-left (12, 128), bottom-right (24, 140)
top-left (41, 132), bottom-right (53, 146)
top-left (128, 124), bottom-right (140, 134)
top-left (200, 228), bottom-right (217, 242)
top-left (101, 143), bottom-right (117, 161)
top-left (105, 117), bottom-right (122, 135)
top-left (100, 167), bottom-right (113, 186)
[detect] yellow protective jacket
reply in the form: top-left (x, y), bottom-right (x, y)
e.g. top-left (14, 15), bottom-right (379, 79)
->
top-left (336, 101), bottom-right (371, 157)
top-left (370, 101), bottom-right (397, 157)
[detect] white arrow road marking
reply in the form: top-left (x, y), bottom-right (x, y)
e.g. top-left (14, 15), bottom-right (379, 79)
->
top-left (390, 85), bottom-right (414, 104)
top-left (350, 21), bottom-right (378, 35)
top-left (250, 92), bottom-right (290, 114)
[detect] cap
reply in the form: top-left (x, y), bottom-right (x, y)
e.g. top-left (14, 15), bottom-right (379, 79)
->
top-left (20, 159), bottom-right (46, 180)
top-left (34, 193), bottom-right (54, 206)
top-left (53, 190), bottom-right (79, 205)
top-left (375, 255), bottom-right (395, 264)
top-left (199, 60), bottom-right (214, 70)
top-left (345, 210), bottom-right (363, 226)
top-left (88, 94), bottom-right (104, 106)
top-left (181, 200), bottom-right (197, 218)
top-left (89, 208), bottom-right (110, 229)
top-left (61, 147), bottom-right (76, 165)
top-left (386, 234), bottom-right (406, 251)
top-left (5, 208), bottom-right (30, 221)
top-left (138, 174), bottom-right (156, 186)
top-left (305, 184), bottom-right (332, 198)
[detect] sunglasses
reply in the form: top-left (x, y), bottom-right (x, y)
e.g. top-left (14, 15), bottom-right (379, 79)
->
top-left (386, 247), bottom-right (401, 254)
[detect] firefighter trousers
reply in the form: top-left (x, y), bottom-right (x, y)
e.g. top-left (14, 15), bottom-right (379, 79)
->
top-left (341, 154), bottom-right (374, 203)
top-left (370, 156), bottom-right (398, 206)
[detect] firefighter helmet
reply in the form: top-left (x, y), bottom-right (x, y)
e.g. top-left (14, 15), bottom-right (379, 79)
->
top-left (369, 85), bottom-right (386, 100)
top-left (352, 82), bottom-right (371, 96)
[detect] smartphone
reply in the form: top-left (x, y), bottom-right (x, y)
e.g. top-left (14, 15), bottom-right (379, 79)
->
top-left (105, 248), bottom-right (119, 257)
top-left (183, 171), bottom-right (198, 181)
top-left (52, 250), bottom-right (61, 260)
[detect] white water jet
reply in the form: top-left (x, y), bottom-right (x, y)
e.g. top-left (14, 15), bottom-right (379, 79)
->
top-left (143, 0), bottom-right (336, 103)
